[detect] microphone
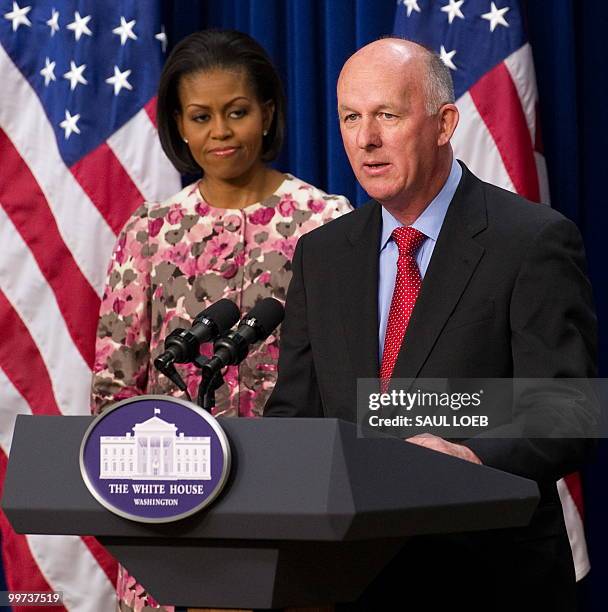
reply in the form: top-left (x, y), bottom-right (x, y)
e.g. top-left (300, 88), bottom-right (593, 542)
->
top-left (154, 299), bottom-right (240, 377)
top-left (201, 298), bottom-right (284, 378)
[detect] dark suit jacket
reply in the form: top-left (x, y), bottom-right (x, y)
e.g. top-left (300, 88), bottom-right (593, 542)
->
top-left (265, 164), bottom-right (597, 610)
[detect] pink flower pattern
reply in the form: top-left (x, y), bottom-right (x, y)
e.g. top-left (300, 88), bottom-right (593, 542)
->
top-left (92, 174), bottom-right (350, 612)
top-left (277, 194), bottom-right (297, 217)
top-left (249, 206), bottom-right (276, 225)
top-left (308, 198), bottom-right (326, 214)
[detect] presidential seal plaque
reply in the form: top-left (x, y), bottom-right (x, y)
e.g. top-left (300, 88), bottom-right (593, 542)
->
top-left (80, 395), bottom-right (231, 523)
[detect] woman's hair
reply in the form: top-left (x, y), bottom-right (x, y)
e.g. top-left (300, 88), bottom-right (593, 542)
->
top-left (157, 29), bottom-right (286, 175)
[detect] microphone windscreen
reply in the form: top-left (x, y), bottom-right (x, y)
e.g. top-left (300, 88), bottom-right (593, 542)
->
top-left (195, 298), bottom-right (240, 334)
top-left (244, 297), bottom-right (285, 339)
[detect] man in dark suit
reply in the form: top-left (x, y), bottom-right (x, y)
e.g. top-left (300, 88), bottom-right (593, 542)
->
top-left (265, 38), bottom-right (596, 611)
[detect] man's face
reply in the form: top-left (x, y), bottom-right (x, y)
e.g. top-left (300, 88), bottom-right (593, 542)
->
top-left (337, 48), bottom-right (444, 211)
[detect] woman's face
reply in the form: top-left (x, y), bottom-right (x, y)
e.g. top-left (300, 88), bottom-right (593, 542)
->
top-left (176, 68), bottom-right (274, 182)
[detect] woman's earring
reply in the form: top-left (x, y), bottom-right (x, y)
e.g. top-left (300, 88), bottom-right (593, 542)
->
top-left (183, 137), bottom-right (189, 144)
top-left (263, 130), bottom-right (268, 137)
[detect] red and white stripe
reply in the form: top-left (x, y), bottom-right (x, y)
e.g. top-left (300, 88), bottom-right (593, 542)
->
top-left (452, 42), bottom-right (589, 580)
top-left (0, 42), bottom-right (180, 610)
top-left (559, 474), bottom-right (590, 581)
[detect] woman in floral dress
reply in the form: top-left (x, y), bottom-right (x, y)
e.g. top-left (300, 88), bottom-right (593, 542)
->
top-left (90, 30), bottom-right (350, 612)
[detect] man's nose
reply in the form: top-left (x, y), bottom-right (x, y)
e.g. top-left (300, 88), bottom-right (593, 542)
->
top-left (356, 117), bottom-right (381, 149)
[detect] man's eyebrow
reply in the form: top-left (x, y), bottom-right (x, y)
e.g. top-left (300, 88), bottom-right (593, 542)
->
top-left (338, 103), bottom-right (404, 113)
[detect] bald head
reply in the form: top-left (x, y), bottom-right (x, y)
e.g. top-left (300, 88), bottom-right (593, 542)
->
top-left (338, 38), bottom-right (454, 115)
top-left (342, 38), bottom-right (427, 70)
top-left (336, 36), bottom-right (459, 219)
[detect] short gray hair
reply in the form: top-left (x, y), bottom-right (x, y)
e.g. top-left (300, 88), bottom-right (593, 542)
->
top-left (425, 52), bottom-right (455, 115)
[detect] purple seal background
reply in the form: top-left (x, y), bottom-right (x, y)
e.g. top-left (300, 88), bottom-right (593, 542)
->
top-left (82, 398), bottom-right (228, 520)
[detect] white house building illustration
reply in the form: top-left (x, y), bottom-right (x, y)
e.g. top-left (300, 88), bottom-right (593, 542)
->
top-left (99, 410), bottom-right (211, 480)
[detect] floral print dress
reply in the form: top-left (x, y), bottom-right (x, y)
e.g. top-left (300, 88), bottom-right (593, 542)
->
top-left (91, 174), bottom-right (350, 611)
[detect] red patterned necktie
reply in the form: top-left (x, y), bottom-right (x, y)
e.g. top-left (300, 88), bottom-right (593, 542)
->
top-left (380, 226), bottom-right (426, 391)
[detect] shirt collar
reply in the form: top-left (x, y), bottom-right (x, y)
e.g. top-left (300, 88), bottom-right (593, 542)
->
top-left (379, 157), bottom-right (463, 252)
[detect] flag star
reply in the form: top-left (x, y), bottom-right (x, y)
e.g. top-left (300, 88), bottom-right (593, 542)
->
top-left (63, 61), bottom-right (87, 91)
top-left (59, 110), bottom-right (81, 139)
top-left (40, 57), bottom-right (56, 86)
top-left (439, 45), bottom-right (457, 70)
top-left (441, 0), bottom-right (465, 24)
top-left (155, 25), bottom-right (168, 53)
top-left (402, 0), bottom-right (421, 18)
top-left (4, 2), bottom-right (31, 31)
top-left (106, 65), bottom-right (133, 96)
top-left (46, 8), bottom-right (59, 36)
top-left (112, 16), bottom-right (137, 46)
top-left (67, 11), bottom-right (92, 41)
top-left (481, 2), bottom-right (510, 32)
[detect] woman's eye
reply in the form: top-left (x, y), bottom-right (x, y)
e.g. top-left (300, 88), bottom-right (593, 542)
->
top-left (229, 108), bottom-right (247, 119)
top-left (192, 114), bottom-right (210, 123)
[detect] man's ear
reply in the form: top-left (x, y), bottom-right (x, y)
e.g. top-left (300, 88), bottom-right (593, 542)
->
top-left (437, 103), bottom-right (459, 147)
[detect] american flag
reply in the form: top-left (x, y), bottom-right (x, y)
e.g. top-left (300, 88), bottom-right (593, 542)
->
top-left (0, 1), bottom-right (180, 609)
top-left (394, 0), bottom-right (589, 580)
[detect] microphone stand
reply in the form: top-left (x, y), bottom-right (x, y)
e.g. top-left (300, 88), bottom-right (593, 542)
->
top-left (192, 355), bottom-right (224, 413)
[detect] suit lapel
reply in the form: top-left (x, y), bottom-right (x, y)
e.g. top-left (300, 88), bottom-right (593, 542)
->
top-left (335, 202), bottom-right (382, 380)
top-left (392, 165), bottom-right (488, 379)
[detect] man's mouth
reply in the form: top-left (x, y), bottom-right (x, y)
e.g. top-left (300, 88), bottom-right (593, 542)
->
top-left (362, 162), bottom-right (391, 175)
